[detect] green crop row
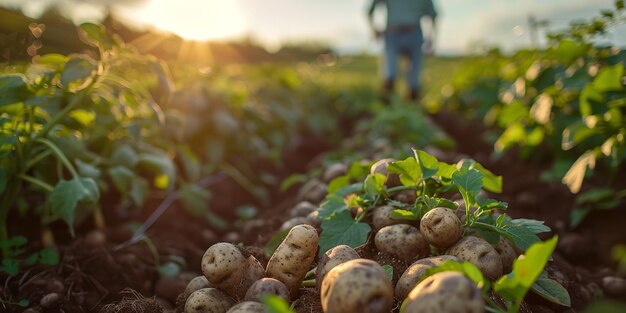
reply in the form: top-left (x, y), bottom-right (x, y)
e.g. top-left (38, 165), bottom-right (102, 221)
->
top-left (442, 1), bottom-right (626, 227)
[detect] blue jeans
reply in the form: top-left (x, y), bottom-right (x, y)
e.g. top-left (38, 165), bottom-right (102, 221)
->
top-left (383, 25), bottom-right (424, 92)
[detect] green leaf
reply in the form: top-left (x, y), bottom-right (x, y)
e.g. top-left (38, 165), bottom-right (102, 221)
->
top-left (179, 183), bottom-right (211, 216)
top-left (75, 159), bottom-right (100, 179)
top-left (390, 209), bottom-right (419, 221)
top-left (593, 64), bottom-right (624, 92)
top-left (508, 219), bottom-right (551, 235)
top-left (78, 23), bottom-right (113, 49)
top-left (1, 258), bottom-right (20, 276)
top-left (435, 162), bottom-right (457, 179)
top-left (347, 161), bottom-right (371, 180)
top-left (279, 174), bottom-right (307, 192)
top-left (414, 149), bottom-right (439, 179)
top-left (24, 253), bottom-right (39, 266)
top-left (388, 157), bottom-right (421, 186)
top-left (472, 162), bottom-right (503, 193)
top-left (562, 150), bottom-right (596, 193)
top-left (262, 294), bottom-right (295, 313)
top-left (49, 178), bottom-right (100, 236)
top-left (583, 300), bottom-right (626, 313)
top-left (109, 166), bottom-right (134, 193)
top-left (491, 219), bottom-right (544, 252)
top-left (38, 248), bottom-right (59, 266)
top-left (60, 56), bottom-right (97, 89)
top-left (138, 152), bottom-right (176, 190)
top-left (382, 264), bottom-right (393, 280)
top-left (318, 183), bottom-right (363, 219)
top-left (110, 144), bottom-right (139, 168)
top-left (18, 299), bottom-right (29, 307)
top-left (570, 207), bottom-right (591, 228)
top-left (452, 165), bottom-right (483, 208)
top-left (328, 175), bottom-right (350, 194)
top-left (0, 74), bottom-right (30, 106)
top-left (532, 272), bottom-right (571, 307)
top-left (364, 173), bottom-right (386, 195)
top-left (494, 237), bottom-right (559, 309)
top-left (422, 261), bottom-right (488, 291)
top-left (319, 210), bottom-right (371, 256)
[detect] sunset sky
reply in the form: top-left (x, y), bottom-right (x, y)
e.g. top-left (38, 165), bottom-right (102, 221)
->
top-left (2, 0), bottom-right (624, 54)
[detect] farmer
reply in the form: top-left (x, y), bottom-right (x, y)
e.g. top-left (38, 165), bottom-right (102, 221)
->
top-left (367, 0), bottom-right (438, 101)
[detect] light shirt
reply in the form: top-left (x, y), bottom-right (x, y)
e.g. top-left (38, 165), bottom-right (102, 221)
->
top-left (369, 0), bottom-right (437, 29)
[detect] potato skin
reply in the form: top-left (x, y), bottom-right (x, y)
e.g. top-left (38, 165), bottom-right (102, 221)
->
top-left (296, 179), bottom-right (327, 204)
top-left (266, 225), bottom-right (318, 298)
top-left (320, 259), bottom-right (393, 313)
top-left (289, 201), bottom-right (317, 218)
top-left (316, 245), bottom-right (360, 289)
top-left (493, 237), bottom-right (517, 274)
top-left (446, 236), bottom-right (503, 280)
top-left (202, 243), bottom-right (247, 298)
top-left (184, 288), bottom-right (235, 313)
top-left (241, 256), bottom-right (266, 298)
top-left (323, 163), bottom-right (347, 183)
top-left (420, 207), bottom-right (463, 249)
top-left (403, 272), bottom-right (484, 313)
top-left (374, 224), bottom-right (429, 262)
top-left (395, 255), bottom-right (459, 300)
top-left (225, 301), bottom-right (266, 313)
top-left (185, 275), bottom-right (213, 295)
top-left (245, 278), bottom-right (289, 302)
top-left (372, 206), bottom-right (405, 231)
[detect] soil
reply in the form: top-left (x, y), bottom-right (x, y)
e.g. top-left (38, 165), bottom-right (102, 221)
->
top-left (2, 109), bottom-right (625, 313)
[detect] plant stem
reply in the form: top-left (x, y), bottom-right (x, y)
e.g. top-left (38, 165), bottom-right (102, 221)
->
top-left (18, 174), bottom-right (54, 192)
top-left (386, 185), bottom-right (418, 194)
top-left (34, 138), bottom-right (80, 180)
top-left (302, 279), bottom-right (316, 287)
top-left (32, 91), bottom-right (86, 141)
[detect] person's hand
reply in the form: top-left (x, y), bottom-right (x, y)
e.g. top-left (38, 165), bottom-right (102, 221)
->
top-left (423, 38), bottom-right (435, 55)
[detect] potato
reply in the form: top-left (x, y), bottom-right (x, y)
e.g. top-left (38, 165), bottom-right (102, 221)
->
top-left (395, 255), bottom-right (459, 300)
top-left (185, 288), bottom-right (234, 313)
top-left (280, 211), bottom-right (320, 231)
top-left (320, 259), bottom-right (393, 313)
top-left (289, 201), bottom-right (317, 218)
top-left (316, 245), bottom-right (360, 288)
top-left (185, 276), bottom-right (213, 295)
top-left (323, 163), bottom-right (347, 183)
top-left (202, 243), bottom-right (247, 298)
top-left (403, 271), bottom-right (484, 313)
top-left (370, 158), bottom-right (401, 187)
top-left (296, 178), bottom-right (327, 204)
top-left (420, 207), bottom-right (463, 249)
top-left (266, 225), bottom-right (318, 298)
top-left (446, 236), bottom-right (503, 280)
top-left (374, 224), bottom-right (429, 262)
top-left (202, 243), bottom-right (264, 299)
top-left (372, 206), bottom-right (405, 231)
top-left (226, 301), bottom-right (266, 313)
top-left (242, 256), bottom-right (266, 297)
top-left (245, 278), bottom-right (289, 302)
top-left (492, 237), bottom-right (517, 274)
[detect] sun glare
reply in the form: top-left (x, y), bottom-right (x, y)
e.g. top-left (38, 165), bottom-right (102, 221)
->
top-left (124, 0), bottom-right (246, 41)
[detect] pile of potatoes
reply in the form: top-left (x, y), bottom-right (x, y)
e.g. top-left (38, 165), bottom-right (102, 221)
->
top-left (179, 160), bottom-right (519, 312)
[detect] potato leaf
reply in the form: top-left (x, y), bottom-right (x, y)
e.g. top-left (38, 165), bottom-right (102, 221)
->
top-left (413, 149), bottom-right (439, 179)
top-left (494, 236), bottom-right (559, 310)
top-left (262, 294), bottom-right (295, 313)
top-left (364, 173), bottom-right (386, 195)
top-left (388, 157), bottom-right (420, 186)
top-left (0, 74), bottom-right (30, 106)
top-left (318, 210), bottom-right (371, 256)
top-left (422, 261), bottom-right (489, 291)
top-left (49, 178), bottom-right (100, 236)
top-left (531, 272), bottom-right (571, 307)
top-left (452, 165), bottom-right (483, 208)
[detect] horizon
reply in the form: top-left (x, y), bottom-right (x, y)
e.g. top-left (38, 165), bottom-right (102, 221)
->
top-left (1, 0), bottom-right (625, 55)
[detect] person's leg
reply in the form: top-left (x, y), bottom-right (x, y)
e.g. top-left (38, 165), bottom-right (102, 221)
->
top-left (406, 27), bottom-right (424, 100)
top-left (383, 31), bottom-right (399, 95)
